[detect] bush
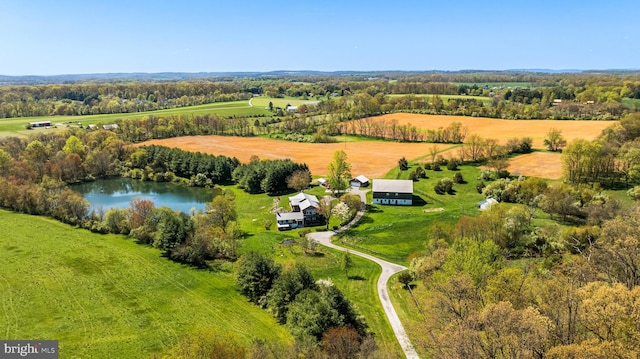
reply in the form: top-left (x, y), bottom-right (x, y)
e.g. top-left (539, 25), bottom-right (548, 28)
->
top-left (453, 172), bottom-right (464, 184)
top-left (446, 159), bottom-right (459, 171)
top-left (435, 178), bottom-right (454, 194)
top-left (433, 163), bottom-right (441, 171)
top-left (424, 163), bottom-right (432, 170)
top-left (476, 181), bottom-right (486, 193)
top-left (398, 157), bottom-right (409, 171)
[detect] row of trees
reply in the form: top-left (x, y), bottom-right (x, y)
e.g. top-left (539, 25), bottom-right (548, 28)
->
top-left (236, 253), bottom-right (370, 348)
top-left (337, 118), bottom-right (467, 143)
top-left (232, 158), bottom-right (310, 194)
top-left (561, 113), bottom-right (640, 187)
top-left (126, 145), bottom-right (239, 186)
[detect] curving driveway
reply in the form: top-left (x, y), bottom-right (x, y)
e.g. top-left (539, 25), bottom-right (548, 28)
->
top-left (308, 189), bottom-right (419, 359)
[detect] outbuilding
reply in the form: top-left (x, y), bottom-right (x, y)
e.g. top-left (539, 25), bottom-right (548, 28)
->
top-left (350, 175), bottom-right (370, 188)
top-left (477, 197), bottom-right (498, 210)
top-left (372, 179), bottom-right (413, 205)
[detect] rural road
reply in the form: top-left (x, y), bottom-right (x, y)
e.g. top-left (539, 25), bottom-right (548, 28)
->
top-left (308, 189), bottom-right (419, 359)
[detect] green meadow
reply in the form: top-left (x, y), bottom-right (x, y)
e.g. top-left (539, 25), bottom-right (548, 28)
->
top-left (0, 100), bottom-right (272, 136)
top-left (338, 164), bottom-right (485, 264)
top-left (249, 96), bottom-right (319, 109)
top-left (386, 93), bottom-right (491, 104)
top-left (0, 183), bottom-right (403, 357)
top-left (0, 210), bottom-right (292, 358)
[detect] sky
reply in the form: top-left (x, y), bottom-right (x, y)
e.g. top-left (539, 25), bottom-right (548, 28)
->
top-left (0, 0), bottom-right (638, 75)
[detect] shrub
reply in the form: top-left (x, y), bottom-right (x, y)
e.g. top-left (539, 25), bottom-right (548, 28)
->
top-left (433, 163), bottom-right (441, 171)
top-left (435, 178), bottom-right (454, 194)
top-left (446, 159), bottom-right (459, 171)
top-left (476, 181), bottom-right (486, 193)
top-left (398, 157), bottom-right (409, 171)
top-left (424, 163), bottom-right (432, 170)
top-left (453, 172), bottom-right (464, 184)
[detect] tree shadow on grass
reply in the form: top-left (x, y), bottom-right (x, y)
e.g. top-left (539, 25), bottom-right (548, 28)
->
top-left (348, 275), bottom-right (366, 281)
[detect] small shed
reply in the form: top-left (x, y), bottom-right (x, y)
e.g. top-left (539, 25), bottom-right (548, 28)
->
top-left (350, 175), bottom-right (370, 188)
top-left (477, 197), bottom-right (498, 210)
top-left (317, 178), bottom-right (328, 188)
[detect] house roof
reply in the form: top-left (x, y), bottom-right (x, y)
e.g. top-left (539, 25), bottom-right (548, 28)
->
top-left (289, 192), bottom-right (319, 211)
top-left (317, 178), bottom-right (327, 184)
top-left (352, 175), bottom-right (369, 184)
top-left (276, 212), bottom-right (304, 221)
top-left (372, 179), bottom-right (413, 194)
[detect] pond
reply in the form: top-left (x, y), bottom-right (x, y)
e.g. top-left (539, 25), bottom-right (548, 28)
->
top-left (73, 178), bottom-right (219, 214)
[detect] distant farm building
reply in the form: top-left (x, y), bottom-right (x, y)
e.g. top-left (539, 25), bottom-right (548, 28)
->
top-left (317, 178), bottom-right (328, 188)
top-left (477, 197), bottom-right (498, 210)
top-left (29, 121), bottom-right (52, 128)
top-left (350, 175), bottom-right (370, 188)
top-left (372, 179), bottom-right (413, 205)
top-left (286, 106), bottom-right (298, 113)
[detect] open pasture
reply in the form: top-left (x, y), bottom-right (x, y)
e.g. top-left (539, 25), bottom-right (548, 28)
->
top-left (250, 96), bottom-right (319, 109)
top-left (138, 136), bottom-right (456, 178)
top-left (386, 93), bottom-right (491, 103)
top-left (0, 210), bottom-right (291, 358)
top-left (364, 113), bottom-right (615, 149)
top-left (0, 100), bottom-right (271, 137)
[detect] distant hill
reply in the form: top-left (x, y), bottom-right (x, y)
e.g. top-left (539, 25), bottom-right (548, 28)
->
top-left (2, 69), bottom-right (640, 85)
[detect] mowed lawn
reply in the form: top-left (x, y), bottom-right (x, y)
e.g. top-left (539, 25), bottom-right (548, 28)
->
top-left (0, 100), bottom-right (271, 137)
top-left (362, 113), bottom-right (616, 149)
top-left (0, 210), bottom-right (292, 358)
top-left (338, 165), bottom-right (486, 263)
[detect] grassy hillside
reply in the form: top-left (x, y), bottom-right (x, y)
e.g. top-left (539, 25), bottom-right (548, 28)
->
top-left (0, 210), bottom-right (292, 358)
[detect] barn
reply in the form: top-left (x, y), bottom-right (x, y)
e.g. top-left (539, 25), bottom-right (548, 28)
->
top-left (371, 179), bottom-right (413, 205)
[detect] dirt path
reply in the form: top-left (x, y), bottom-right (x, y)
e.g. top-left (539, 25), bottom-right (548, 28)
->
top-left (308, 189), bottom-right (419, 359)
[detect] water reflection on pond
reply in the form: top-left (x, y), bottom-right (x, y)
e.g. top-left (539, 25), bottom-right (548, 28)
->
top-left (73, 178), bottom-right (219, 213)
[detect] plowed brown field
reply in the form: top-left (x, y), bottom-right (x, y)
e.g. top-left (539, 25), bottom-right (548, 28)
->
top-left (506, 152), bottom-right (563, 179)
top-left (365, 113), bottom-right (616, 149)
top-left (138, 136), bottom-right (455, 178)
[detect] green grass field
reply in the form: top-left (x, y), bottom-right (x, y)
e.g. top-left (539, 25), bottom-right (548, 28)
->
top-left (0, 101), bottom-right (273, 137)
top-left (0, 209), bottom-right (293, 358)
top-left (452, 81), bottom-right (533, 88)
top-left (386, 93), bottom-right (491, 104)
top-left (337, 164), bottom-right (485, 264)
top-left (249, 96), bottom-right (319, 109)
top-left (622, 97), bottom-right (640, 111)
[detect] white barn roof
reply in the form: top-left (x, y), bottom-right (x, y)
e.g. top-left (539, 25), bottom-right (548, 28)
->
top-left (372, 179), bottom-right (413, 194)
top-left (289, 192), bottom-right (319, 210)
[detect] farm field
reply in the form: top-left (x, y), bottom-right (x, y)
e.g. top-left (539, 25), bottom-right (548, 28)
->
top-left (386, 93), bottom-right (491, 103)
top-left (138, 135), bottom-right (457, 178)
top-left (452, 81), bottom-right (533, 88)
top-left (364, 113), bottom-right (615, 149)
top-left (506, 151), bottom-right (563, 179)
top-left (0, 210), bottom-right (292, 358)
top-left (250, 96), bottom-right (319, 108)
top-left (0, 100), bottom-right (272, 137)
